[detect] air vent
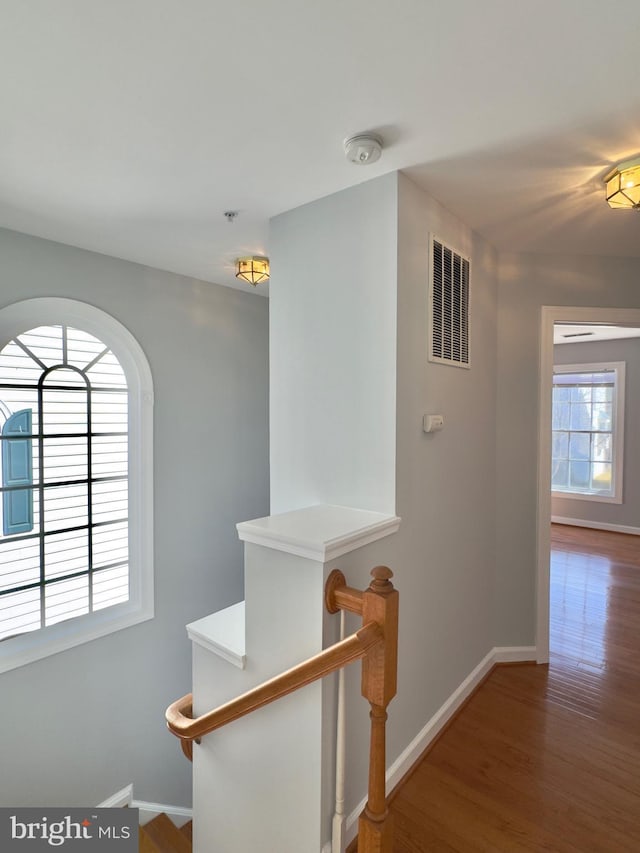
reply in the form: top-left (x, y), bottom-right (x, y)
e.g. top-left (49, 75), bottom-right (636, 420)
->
top-left (428, 235), bottom-right (470, 368)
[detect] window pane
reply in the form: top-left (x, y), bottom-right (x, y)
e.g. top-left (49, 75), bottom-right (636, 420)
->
top-left (92, 390), bottom-right (128, 432)
top-left (0, 491), bottom-right (41, 538)
top-left (591, 402), bottom-right (612, 432)
top-left (0, 341), bottom-right (45, 385)
top-left (0, 538), bottom-right (40, 593)
top-left (569, 460), bottom-right (590, 489)
top-left (568, 433), bottom-right (590, 460)
top-left (0, 388), bottom-right (39, 432)
top-left (553, 402), bottom-right (570, 430)
top-left (0, 587), bottom-right (41, 639)
top-left (592, 386), bottom-right (612, 403)
top-left (18, 326), bottom-right (63, 366)
top-left (553, 386), bottom-right (570, 403)
top-left (43, 483), bottom-right (88, 532)
top-left (45, 575), bottom-right (89, 626)
top-left (92, 436), bottom-right (127, 479)
top-left (44, 530), bottom-right (88, 580)
top-left (592, 433), bottom-right (612, 463)
top-left (42, 386), bottom-right (88, 434)
top-left (570, 386), bottom-right (591, 404)
top-left (42, 437), bottom-right (88, 484)
top-left (92, 480), bottom-right (127, 524)
top-left (591, 462), bottom-right (612, 492)
top-left (93, 565), bottom-right (129, 611)
top-left (93, 521), bottom-right (128, 569)
top-left (569, 402), bottom-right (592, 431)
top-left (42, 367), bottom-right (86, 388)
top-left (552, 431), bottom-right (568, 459)
top-left (552, 459), bottom-right (569, 488)
top-left (86, 352), bottom-right (127, 389)
top-left (66, 327), bottom-right (109, 371)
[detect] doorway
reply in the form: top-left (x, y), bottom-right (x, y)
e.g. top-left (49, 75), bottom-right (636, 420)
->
top-left (536, 306), bottom-right (640, 663)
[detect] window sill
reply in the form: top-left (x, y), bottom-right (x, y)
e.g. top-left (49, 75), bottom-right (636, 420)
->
top-left (552, 490), bottom-right (622, 505)
top-left (0, 601), bottom-right (154, 675)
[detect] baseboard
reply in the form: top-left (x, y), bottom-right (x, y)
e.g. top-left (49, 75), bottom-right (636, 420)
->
top-left (97, 785), bottom-right (192, 828)
top-left (552, 516), bottom-right (640, 536)
top-left (132, 800), bottom-right (193, 828)
top-left (493, 645), bottom-right (537, 663)
top-left (343, 644), bottom-right (537, 849)
top-left (97, 784), bottom-right (133, 809)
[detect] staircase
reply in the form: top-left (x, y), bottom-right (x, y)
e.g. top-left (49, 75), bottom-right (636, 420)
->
top-left (139, 814), bottom-right (192, 852)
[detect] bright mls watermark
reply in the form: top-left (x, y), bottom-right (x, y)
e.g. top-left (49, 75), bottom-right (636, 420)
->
top-left (0, 809), bottom-right (138, 850)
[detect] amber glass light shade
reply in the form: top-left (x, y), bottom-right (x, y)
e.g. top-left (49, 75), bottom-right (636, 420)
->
top-left (235, 256), bottom-right (270, 285)
top-left (604, 158), bottom-right (640, 209)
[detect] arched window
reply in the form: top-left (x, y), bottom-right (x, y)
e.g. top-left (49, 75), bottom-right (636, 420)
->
top-left (0, 299), bottom-right (153, 672)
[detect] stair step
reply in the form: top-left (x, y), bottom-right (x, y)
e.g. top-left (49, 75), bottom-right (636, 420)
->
top-left (139, 827), bottom-right (161, 853)
top-left (180, 821), bottom-right (193, 843)
top-left (140, 813), bottom-right (191, 853)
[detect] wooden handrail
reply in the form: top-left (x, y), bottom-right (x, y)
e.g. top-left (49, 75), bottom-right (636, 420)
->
top-left (166, 620), bottom-right (382, 741)
top-left (166, 565), bottom-right (398, 853)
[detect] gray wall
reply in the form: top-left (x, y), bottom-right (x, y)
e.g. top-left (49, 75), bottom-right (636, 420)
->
top-left (552, 336), bottom-right (640, 529)
top-left (396, 175), bottom-right (497, 712)
top-left (0, 228), bottom-right (269, 808)
top-left (496, 253), bottom-right (640, 646)
top-left (342, 173), bottom-right (499, 816)
top-left (391, 172), bottom-right (498, 755)
top-left (268, 172), bottom-right (500, 822)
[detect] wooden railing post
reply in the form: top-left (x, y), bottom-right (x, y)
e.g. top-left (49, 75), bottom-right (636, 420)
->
top-left (358, 566), bottom-right (398, 853)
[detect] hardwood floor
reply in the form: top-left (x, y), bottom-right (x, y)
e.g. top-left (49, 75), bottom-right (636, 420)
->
top-left (383, 524), bottom-right (640, 852)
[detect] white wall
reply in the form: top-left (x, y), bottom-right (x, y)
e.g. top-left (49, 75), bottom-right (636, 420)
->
top-left (269, 173), bottom-right (398, 515)
top-left (552, 336), bottom-right (640, 529)
top-left (496, 253), bottom-right (640, 645)
top-left (0, 228), bottom-right (269, 809)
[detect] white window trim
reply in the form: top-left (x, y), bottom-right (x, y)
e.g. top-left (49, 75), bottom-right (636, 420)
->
top-left (551, 360), bottom-right (625, 505)
top-left (0, 298), bottom-right (153, 673)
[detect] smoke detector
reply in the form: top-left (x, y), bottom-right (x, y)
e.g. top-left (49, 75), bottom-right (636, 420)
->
top-left (344, 134), bottom-right (383, 165)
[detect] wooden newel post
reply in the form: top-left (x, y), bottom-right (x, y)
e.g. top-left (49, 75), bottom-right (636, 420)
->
top-left (358, 566), bottom-right (399, 853)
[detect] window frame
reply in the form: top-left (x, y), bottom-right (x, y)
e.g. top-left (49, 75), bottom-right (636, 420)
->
top-left (0, 298), bottom-right (153, 673)
top-left (551, 360), bottom-right (625, 504)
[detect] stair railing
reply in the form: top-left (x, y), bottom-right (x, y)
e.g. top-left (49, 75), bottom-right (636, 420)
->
top-left (165, 565), bottom-right (399, 853)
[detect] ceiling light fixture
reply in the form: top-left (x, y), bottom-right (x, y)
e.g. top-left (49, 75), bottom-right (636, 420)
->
top-left (604, 157), bottom-right (640, 209)
top-left (236, 256), bottom-right (270, 286)
top-left (344, 133), bottom-right (383, 165)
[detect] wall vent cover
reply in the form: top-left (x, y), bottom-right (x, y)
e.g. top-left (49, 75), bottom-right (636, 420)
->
top-left (428, 235), bottom-right (470, 368)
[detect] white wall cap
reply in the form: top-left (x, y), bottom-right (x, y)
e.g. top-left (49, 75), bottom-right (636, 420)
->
top-left (186, 602), bottom-right (246, 669)
top-left (236, 504), bottom-right (401, 562)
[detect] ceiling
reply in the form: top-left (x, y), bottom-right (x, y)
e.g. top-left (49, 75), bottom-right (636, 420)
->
top-left (2, 1), bottom-right (640, 295)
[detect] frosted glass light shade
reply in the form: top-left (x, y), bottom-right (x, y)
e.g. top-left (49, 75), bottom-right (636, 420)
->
top-left (604, 158), bottom-right (640, 209)
top-left (236, 256), bottom-right (270, 285)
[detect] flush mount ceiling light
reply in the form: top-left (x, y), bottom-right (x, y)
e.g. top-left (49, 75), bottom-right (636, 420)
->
top-left (604, 157), bottom-right (640, 209)
top-left (344, 133), bottom-right (383, 165)
top-left (235, 256), bottom-right (270, 286)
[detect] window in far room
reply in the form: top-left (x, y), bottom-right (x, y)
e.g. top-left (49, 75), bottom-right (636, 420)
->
top-left (551, 362), bottom-right (625, 503)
